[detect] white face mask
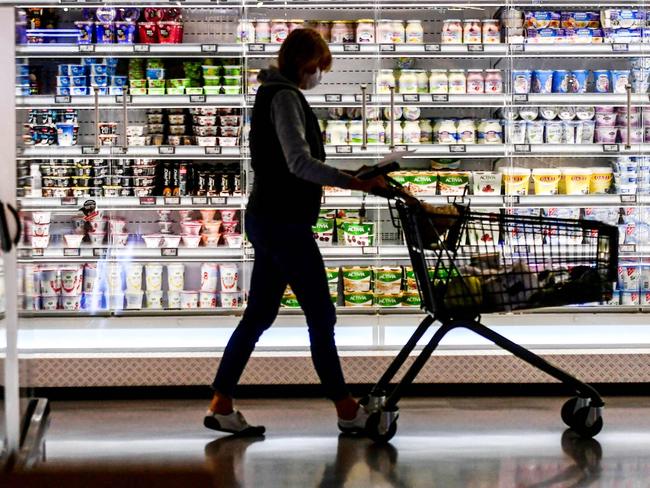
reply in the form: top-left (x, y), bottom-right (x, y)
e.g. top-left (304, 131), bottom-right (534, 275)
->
top-left (303, 68), bottom-right (322, 90)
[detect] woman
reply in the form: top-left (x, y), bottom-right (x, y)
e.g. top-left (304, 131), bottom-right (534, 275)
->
top-left (204, 28), bottom-right (388, 436)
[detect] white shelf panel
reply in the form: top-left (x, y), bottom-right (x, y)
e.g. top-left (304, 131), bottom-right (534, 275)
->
top-left (522, 93), bottom-right (650, 106)
top-left (17, 94), bottom-right (243, 109)
top-left (19, 196), bottom-right (245, 210)
top-left (18, 145), bottom-right (241, 159)
top-left (16, 43), bottom-right (242, 58)
top-left (17, 246), bottom-right (244, 262)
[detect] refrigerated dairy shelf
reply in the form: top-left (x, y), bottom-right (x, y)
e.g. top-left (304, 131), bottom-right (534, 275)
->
top-left (17, 42), bottom-right (650, 59)
top-left (18, 194), bottom-right (643, 211)
top-left (16, 94), bottom-right (244, 108)
top-left (18, 93), bottom-right (650, 109)
top-left (324, 144), bottom-right (650, 159)
top-left (18, 196), bottom-right (245, 210)
top-left (18, 145), bottom-right (241, 159)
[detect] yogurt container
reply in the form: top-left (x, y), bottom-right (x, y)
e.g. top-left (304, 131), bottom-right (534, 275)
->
top-left (500, 167), bottom-right (531, 195)
top-left (592, 70), bottom-right (611, 93)
top-left (576, 120), bottom-right (596, 143)
top-left (545, 120), bottom-right (564, 144)
top-left (526, 120), bottom-right (545, 144)
top-left (518, 107), bottom-right (539, 121)
top-left (611, 70), bottom-right (631, 93)
top-left (472, 171), bottom-right (502, 195)
top-left (532, 168), bottom-right (561, 195)
top-left (552, 70), bottom-right (570, 93)
top-left (512, 70), bottom-right (532, 94)
top-left (569, 70), bottom-right (589, 93)
top-left (506, 120), bottom-right (526, 144)
top-left (532, 70), bottom-right (553, 94)
top-left (595, 126), bottom-right (618, 143)
top-left (589, 167), bottom-right (613, 193)
top-left (619, 126), bottom-right (644, 144)
top-left (595, 111), bottom-right (617, 127)
top-left (560, 167), bottom-right (592, 195)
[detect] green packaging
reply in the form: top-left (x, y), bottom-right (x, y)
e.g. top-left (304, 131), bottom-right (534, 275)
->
top-left (342, 266), bottom-right (372, 292)
top-left (374, 293), bottom-right (403, 307)
top-left (344, 292), bottom-right (374, 307)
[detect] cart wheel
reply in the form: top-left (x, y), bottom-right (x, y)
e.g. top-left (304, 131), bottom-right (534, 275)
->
top-left (570, 407), bottom-right (603, 438)
top-left (561, 397), bottom-right (581, 429)
top-left (365, 411), bottom-right (398, 444)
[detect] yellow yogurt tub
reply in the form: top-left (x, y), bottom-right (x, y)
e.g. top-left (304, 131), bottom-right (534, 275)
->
top-left (560, 167), bottom-right (592, 195)
top-left (500, 167), bottom-right (531, 195)
top-left (589, 167), bottom-right (613, 194)
top-left (532, 168), bottom-right (561, 195)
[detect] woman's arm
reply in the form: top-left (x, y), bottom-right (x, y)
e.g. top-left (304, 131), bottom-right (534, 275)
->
top-left (271, 89), bottom-right (355, 189)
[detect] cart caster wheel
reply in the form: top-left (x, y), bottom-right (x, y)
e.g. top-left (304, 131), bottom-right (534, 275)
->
top-left (570, 407), bottom-right (603, 438)
top-left (561, 397), bottom-right (581, 429)
top-left (365, 411), bottom-right (398, 444)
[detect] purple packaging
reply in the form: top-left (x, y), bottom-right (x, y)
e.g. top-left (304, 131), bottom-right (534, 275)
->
top-left (525, 11), bottom-right (561, 29)
top-left (95, 7), bottom-right (117, 23)
top-left (118, 8), bottom-right (141, 22)
top-left (115, 21), bottom-right (136, 44)
top-left (95, 22), bottom-right (115, 44)
top-left (75, 21), bottom-right (94, 44)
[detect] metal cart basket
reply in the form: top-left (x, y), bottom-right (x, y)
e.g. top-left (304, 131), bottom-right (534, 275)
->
top-left (359, 165), bottom-right (619, 443)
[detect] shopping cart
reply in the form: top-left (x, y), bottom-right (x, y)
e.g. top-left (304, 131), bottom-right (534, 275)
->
top-left (354, 162), bottom-right (619, 443)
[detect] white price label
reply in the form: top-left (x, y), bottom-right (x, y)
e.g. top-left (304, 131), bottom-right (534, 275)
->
top-left (621, 244), bottom-right (636, 253)
top-left (354, 94), bottom-right (372, 103)
top-left (111, 146), bottom-right (126, 155)
top-left (205, 146), bottom-right (222, 155)
top-left (164, 197), bottom-right (180, 205)
top-left (612, 43), bottom-right (629, 52)
top-left (380, 44), bottom-right (396, 52)
top-left (603, 144), bottom-right (620, 153)
top-left (192, 197), bottom-right (208, 205)
top-left (510, 44), bottom-right (525, 53)
top-left (325, 94), bottom-right (342, 103)
top-left (335, 146), bottom-right (353, 154)
top-left (159, 146), bottom-right (175, 155)
top-left (64, 248), bottom-right (80, 257)
top-left (161, 248), bottom-right (178, 257)
top-left (449, 145), bottom-right (466, 153)
top-left (432, 94), bottom-right (449, 102)
top-left (503, 195), bottom-right (520, 205)
top-left (82, 146), bottom-right (99, 155)
top-left (55, 95), bottom-right (71, 104)
top-left (201, 44), bottom-right (218, 53)
top-left (32, 248), bottom-right (44, 257)
top-left (190, 95), bottom-right (206, 103)
top-left (362, 246), bottom-right (378, 255)
top-left (468, 44), bottom-right (484, 52)
top-left (133, 44), bottom-right (150, 53)
top-left (93, 248), bottom-right (108, 258)
top-left (343, 44), bottom-right (361, 52)
top-left (61, 197), bottom-right (78, 206)
top-left (211, 197), bottom-right (227, 205)
top-left (621, 195), bottom-right (637, 203)
top-left (424, 44), bottom-right (441, 52)
top-left (79, 44), bottom-right (95, 53)
top-left (513, 94), bottom-right (528, 102)
top-left (248, 44), bottom-right (265, 52)
top-left (514, 144), bottom-right (531, 153)
top-left (402, 94), bottom-right (420, 102)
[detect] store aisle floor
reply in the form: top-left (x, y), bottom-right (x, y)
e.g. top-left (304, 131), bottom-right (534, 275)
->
top-left (36, 397), bottom-right (650, 486)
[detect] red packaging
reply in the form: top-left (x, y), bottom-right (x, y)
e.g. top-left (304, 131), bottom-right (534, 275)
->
top-left (138, 22), bottom-right (158, 44)
top-left (163, 8), bottom-right (182, 21)
top-left (143, 8), bottom-right (165, 22)
top-left (158, 21), bottom-right (183, 44)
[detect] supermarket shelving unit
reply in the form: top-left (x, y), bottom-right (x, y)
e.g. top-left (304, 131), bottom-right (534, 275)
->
top-left (7, 0), bottom-right (650, 388)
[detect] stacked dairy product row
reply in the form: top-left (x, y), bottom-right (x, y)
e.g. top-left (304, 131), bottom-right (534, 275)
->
top-left (512, 68), bottom-right (648, 94)
top-left (281, 266), bottom-right (428, 308)
top-left (504, 9), bottom-right (650, 44)
top-left (19, 7), bottom-right (183, 45)
top-left (237, 19), bottom-right (427, 44)
top-left (616, 263), bottom-right (650, 305)
top-left (18, 261), bottom-right (241, 311)
top-left (376, 69), bottom-right (503, 95)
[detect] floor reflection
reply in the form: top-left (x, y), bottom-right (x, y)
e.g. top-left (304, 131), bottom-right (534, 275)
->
top-left (203, 430), bottom-right (605, 488)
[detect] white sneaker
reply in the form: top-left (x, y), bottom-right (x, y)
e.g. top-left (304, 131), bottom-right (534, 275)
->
top-left (203, 409), bottom-right (266, 436)
top-left (338, 405), bottom-right (370, 434)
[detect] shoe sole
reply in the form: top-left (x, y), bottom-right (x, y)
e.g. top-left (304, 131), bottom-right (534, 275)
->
top-left (203, 416), bottom-right (266, 437)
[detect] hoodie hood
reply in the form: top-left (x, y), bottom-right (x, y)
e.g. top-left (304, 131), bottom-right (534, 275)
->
top-left (257, 66), bottom-right (297, 87)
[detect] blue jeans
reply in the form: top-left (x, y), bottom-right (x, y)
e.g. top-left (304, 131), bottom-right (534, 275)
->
top-left (211, 212), bottom-right (350, 401)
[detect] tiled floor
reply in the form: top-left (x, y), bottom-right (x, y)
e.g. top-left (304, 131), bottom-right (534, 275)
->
top-left (39, 397), bottom-right (650, 487)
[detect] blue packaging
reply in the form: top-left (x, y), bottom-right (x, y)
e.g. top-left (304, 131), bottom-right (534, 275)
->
top-left (56, 123), bottom-right (76, 147)
top-left (532, 70), bottom-right (553, 93)
top-left (110, 75), bottom-right (127, 87)
top-left (69, 64), bottom-right (86, 76)
top-left (56, 86), bottom-right (71, 96)
top-left (17, 64), bottom-right (29, 76)
top-left (95, 22), bottom-right (115, 44)
top-left (75, 21), bottom-right (94, 44)
top-left (106, 67), bottom-right (117, 76)
top-left (611, 70), bottom-right (631, 93)
top-left (89, 64), bottom-right (108, 76)
top-left (90, 75), bottom-right (108, 87)
top-left (82, 58), bottom-right (98, 66)
top-left (115, 21), bottom-right (136, 44)
top-left (592, 70), bottom-right (611, 93)
top-left (108, 86), bottom-right (124, 95)
top-left (92, 87), bottom-right (110, 96)
top-left (511, 70), bottom-right (532, 94)
top-left (57, 64), bottom-right (70, 76)
top-left (15, 86), bottom-right (31, 96)
top-left (70, 87), bottom-right (88, 95)
top-left (16, 75), bottom-right (30, 86)
top-left (570, 70), bottom-right (589, 93)
top-left (611, 28), bottom-right (642, 42)
top-left (56, 76), bottom-right (70, 87)
top-left (70, 76), bottom-right (87, 87)
top-left (552, 70), bottom-right (570, 93)
top-left (104, 57), bottom-right (119, 67)
top-left (146, 68), bottom-right (165, 80)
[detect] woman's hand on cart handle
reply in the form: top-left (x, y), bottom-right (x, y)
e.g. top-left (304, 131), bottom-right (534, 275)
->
top-left (349, 175), bottom-right (392, 196)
